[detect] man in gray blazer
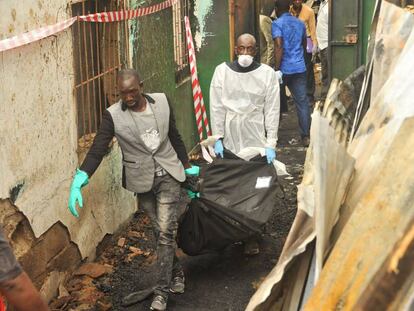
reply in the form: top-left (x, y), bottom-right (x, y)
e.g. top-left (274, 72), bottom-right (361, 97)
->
top-left (68, 69), bottom-right (191, 311)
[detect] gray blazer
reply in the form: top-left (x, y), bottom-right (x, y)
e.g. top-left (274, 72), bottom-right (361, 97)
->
top-left (107, 93), bottom-right (185, 193)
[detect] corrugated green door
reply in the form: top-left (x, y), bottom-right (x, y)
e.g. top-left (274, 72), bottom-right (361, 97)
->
top-left (329, 0), bottom-right (361, 81)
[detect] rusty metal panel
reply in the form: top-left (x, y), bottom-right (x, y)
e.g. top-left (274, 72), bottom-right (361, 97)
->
top-left (336, 2), bottom-right (414, 240)
top-left (312, 113), bottom-right (355, 279)
top-left (305, 3), bottom-right (414, 306)
top-left (304, 117), bottom-right (414, 310)
top-left (369, 2), bottom-right (414, 99)
top-left (354, 219), bottom-right (414, 310)
top-left (249, 3), bottom-right (414, 311)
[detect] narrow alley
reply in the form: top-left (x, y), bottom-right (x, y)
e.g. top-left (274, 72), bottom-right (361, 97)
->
top-left (2, 1), bottom-right (414, 311)
top-left (48, 107), bottom-right (305, 311)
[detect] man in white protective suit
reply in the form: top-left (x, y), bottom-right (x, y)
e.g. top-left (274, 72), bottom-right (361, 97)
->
top-left (209, 33), bottom-right (280, 255)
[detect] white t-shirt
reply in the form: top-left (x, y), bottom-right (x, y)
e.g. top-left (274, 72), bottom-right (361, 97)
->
top-left (131, 102), bottom-right (162, 172)
top-left (131, 103), bottom-right (160, 151)
top-left (316, 0), bottom-right (329, 50)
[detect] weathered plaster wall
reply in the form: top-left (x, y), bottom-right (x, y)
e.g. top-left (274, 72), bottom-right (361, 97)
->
top-left (0, 1), bottom-right (78, 236)
top-left (0, 0), bottom-right (136, 298)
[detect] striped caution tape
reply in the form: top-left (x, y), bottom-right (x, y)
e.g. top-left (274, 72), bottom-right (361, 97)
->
top-left (0, 17), bottom-right (77, 53)
top-left (184, 16), bottom-right (211, 141)
top-left (0, 0), bottom-right (177, 53)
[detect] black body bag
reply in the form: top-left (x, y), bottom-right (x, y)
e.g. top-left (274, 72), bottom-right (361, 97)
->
top-left (177, 151), bottom-right (281, 256)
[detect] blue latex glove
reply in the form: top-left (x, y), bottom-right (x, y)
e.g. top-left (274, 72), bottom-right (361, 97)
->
top-left (275, 70), bottom-right (283, 84)
top-left (265, 148), bottom-right (276, 164)
top-left (214, 140), bottom-right (224, 158)
top-left (68, 169), bottom-right (89, 217)
top-left (185, 165), bottom-right (200, 176)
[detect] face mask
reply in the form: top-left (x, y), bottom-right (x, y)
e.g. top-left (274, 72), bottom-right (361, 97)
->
top-left (237, 55), bottom-right (254, 68)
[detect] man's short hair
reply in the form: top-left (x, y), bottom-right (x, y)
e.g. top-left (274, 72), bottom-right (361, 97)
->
top-left (118, 68), bottom-right (141, 82)
top-left (261, 1), bottom-right (275, 16)
top-left (275, 0), bottom-right (291, 12)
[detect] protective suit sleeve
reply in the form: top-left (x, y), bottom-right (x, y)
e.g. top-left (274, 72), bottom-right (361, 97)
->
top-left (264, 71), bottom-right (280, 149)
top-left (209, 65), bottom-right (226, 139)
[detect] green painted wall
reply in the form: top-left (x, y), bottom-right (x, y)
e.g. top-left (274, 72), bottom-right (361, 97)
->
top-left (128, 0), bottom-right (230, 146)
top-left (195, 0), bottom-right (230, 121)
top-left (129, 0), bottom-right (197, 149)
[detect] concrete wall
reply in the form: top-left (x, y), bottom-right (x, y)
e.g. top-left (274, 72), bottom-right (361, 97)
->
top-left (0, 0), bottom-right (135, 300)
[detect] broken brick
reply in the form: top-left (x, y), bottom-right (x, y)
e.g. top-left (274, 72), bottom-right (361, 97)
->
top-left (74, 263), bottom-right (113, 279)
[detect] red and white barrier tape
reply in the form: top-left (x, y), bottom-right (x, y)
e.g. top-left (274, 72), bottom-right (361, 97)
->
top-left (0, 0), bottom-right (176, 53)
top-left (0, 17), bottom-right (77, 53)
top-left (184, 16), bottom-right (211, 141)
top-left (78, 0), bottom-right (176, 23)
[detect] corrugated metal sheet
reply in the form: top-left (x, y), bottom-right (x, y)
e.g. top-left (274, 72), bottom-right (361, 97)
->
top-left (307, 2), bottom-right (414, 309)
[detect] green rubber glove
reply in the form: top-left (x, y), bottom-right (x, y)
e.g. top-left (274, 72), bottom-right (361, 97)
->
top-left (187, 190), bottom-right (200, 199)
top-left (185, 166), bottom-right (200, 199)
top-left (68, 169), bottom-right (89, 218)
top-left (184, 165), bottom-right (200, 176)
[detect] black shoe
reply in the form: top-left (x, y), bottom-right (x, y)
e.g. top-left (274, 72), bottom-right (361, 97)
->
top-left (150, 295), bottom-right (167, 311)
top-left (302, 136), bottom-right (310, 147)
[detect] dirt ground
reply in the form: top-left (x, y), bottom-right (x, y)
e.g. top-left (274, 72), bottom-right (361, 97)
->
top-left (51, 101), bottom-right (306, 311)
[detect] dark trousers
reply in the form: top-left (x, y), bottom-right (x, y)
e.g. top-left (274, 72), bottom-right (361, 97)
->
top-left (280, 84), bottom-right (288, 113)
top-left (283, 72), bottom-right (311, 137)
top-left (138, 174), bottom-right (183, 299)
top-left (305, 52), bottom-right (315, 103)
top-left (320, 48), bottom-right (329, 100)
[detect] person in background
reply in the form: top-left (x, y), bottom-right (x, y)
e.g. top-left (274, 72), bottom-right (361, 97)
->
top-left (259, 3), bottom-right (276, 67)
top-left (68, 69), bottom-right (192, 311)
top-left (273, 0), bottom-right (311, 146)
top-left (291, 0), bottom-right (317, 105)
top-left (209, 33), bottom-right (280, 254)
top-left (316, 0), bottom-right (329, 101)
top-left (0, 225), bottom-right (49, 311)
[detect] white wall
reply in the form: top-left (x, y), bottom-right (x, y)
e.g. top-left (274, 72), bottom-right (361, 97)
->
top-left (0, 0), bottom-right (135, 260)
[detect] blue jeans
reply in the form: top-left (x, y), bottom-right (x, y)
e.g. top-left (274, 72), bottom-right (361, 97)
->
top-left (138, 174), bottom-right (183, 299)
top-left (283, 72), bottom-right (311, 137)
